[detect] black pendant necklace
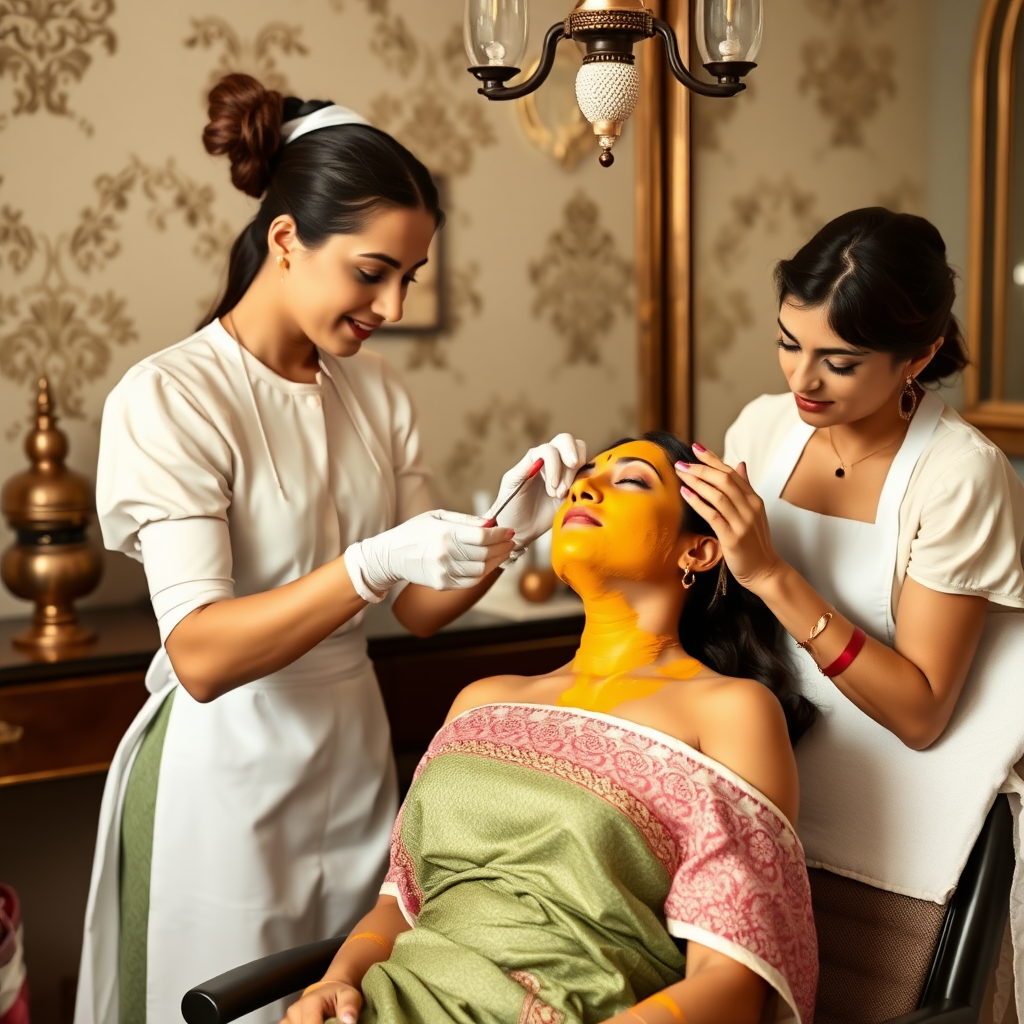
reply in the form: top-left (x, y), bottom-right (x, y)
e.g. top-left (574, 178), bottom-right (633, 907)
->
top-left (827, 428), bottom-right (904, 478)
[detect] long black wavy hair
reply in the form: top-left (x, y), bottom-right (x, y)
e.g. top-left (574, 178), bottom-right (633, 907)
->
top-left (607, 432), bottom-right (817, 745)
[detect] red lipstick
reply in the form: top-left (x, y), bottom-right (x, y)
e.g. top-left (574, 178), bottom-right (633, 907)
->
top-left (562, 508), bottom-right (601, 527)
top-left (346, 317), bottom-right (376, 341)
top-left (794, 393), bottom-right (833, 414)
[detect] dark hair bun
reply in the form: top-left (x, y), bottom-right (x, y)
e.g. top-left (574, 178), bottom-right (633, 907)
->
top-left (775, 208), bottom-right (969, 385)
top-left (203, 74), bottom-right (283, 198)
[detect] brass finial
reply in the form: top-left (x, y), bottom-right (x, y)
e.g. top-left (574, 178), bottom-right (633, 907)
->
top-left (37, 376), bottom-right (51, 415)
top-left (1, 379), bottom-right (103, 653)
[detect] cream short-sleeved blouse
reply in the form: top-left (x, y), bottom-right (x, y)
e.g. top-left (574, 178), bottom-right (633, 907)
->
top-left (723, 392), bottom-right (1024, 614)
top-left (97, 320), bottom-right (433, 643)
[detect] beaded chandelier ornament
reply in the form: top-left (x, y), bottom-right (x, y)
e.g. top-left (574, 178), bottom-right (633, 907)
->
top-left (465, 0), bottom-right (762, 166)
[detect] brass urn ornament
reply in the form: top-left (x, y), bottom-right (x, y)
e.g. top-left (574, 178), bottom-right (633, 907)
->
top-left (1, 378), bottom-right (103, 651)
top-left (465, 0), bottom-right (762, 166)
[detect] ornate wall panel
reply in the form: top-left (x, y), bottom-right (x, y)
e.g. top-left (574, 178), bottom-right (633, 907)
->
top-left (0, 0), bottom-right (638, 619)
top-left (691, 0), bottom-right (930, 450)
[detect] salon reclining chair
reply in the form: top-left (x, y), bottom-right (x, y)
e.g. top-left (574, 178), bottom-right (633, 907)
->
top-left (181, 795), bottom-right (1014, 1024)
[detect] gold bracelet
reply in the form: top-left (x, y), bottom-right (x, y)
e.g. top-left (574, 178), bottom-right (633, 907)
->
top-left (348, 931), bottom-right (393, 956)
top-left (796, 608), bottom-right (834, 650)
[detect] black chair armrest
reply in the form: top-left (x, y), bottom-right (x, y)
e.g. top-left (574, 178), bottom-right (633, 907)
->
top-left (181, 935), bottom-right (346, 1024)
top-left (881, 1002), bottom-right (975, 1024)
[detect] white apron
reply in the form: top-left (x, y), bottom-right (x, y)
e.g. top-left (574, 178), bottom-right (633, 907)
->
top-left (759, 391), bottom-right (1024, 1018)
top-left (76, 325), bottom-right (427, 1024)
top-left (76, 638), bottom-right (395, 1024)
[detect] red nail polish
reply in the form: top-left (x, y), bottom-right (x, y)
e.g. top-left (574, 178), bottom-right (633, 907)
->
top-left (692, 442), bottom-right (706, 453)
top-left (677, 463), bottom-right (691, 473)
top-left (681, 485), bottom-right (694, 497)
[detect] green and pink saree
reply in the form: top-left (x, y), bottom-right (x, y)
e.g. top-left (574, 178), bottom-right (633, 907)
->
top-left (364, 703), bottom-right (817, 1024)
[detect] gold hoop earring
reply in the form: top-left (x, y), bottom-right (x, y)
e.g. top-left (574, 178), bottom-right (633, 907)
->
top-left (899, 375), bottom-right (918, 421)
top-left (681, 564), bottom-right (697, 590)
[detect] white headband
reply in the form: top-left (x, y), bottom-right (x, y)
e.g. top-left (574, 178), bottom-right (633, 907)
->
top-left (280, 103), bottom-right (372, 146)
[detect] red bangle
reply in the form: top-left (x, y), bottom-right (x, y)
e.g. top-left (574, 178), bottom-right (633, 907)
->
top-left (820, 627), bottom-right (866, 678)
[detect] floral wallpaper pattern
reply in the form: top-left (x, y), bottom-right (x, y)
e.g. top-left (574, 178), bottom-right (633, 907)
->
top-left (0, 0), bottom-right (637, 617)
top-left (691, 0), bottom-right (930, 449)
top-left (0, 0), bottom-right (117, 132)
top-left (0, 0), bottom-right (953, 618)
top-left (185, 17), bottom-right (308, 95)
top-left (529, 191), bottom-right (633, 367)
top-left (0, 157), bottom-right (229, 434)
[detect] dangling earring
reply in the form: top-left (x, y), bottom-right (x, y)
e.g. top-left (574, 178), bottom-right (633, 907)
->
top-left (681, 564), bottom-right (697, 590)
top-left (276, 255), bottom-right (289, 270)
top-left (899, 375), bottom-right (918, 421)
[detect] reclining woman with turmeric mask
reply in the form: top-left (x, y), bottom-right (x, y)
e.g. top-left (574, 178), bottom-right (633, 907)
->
top-left (284, 433), bottom-right (819, 1024)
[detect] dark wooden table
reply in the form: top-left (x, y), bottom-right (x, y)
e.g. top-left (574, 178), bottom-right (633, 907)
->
top-left (0, 604), bottom-right (583, 790)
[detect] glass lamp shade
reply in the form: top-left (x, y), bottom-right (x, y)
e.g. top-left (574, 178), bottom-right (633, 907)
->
top-left (695, 0), bottom-right (763, 64)
top-left (464, 0), bottom-right (529, 68)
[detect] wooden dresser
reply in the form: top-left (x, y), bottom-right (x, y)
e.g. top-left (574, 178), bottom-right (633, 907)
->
top-left (0, 604), bottom-right (584, 791)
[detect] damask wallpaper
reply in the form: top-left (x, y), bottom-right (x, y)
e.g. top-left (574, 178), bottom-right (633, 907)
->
top-left (691, 0), bottom-right (958, 450)
top-left (0, 0), bottom-right (985, 623)
top-left (0, 0), bottom-right (638, 619)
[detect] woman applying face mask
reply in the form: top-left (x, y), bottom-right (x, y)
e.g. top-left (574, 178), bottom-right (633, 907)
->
top-left (678, 208), bottom-right (1024, 1015)
top-left (283, 434), bottom-right (819, 1024)
top-left (73, 74), bottom-right (584, 1024)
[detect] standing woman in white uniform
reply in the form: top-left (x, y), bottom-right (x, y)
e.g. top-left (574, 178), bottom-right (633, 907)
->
top-left (74, 74), bottom-right (584, 1024)
top-left (673, 207), bottom-right (1024, 1014)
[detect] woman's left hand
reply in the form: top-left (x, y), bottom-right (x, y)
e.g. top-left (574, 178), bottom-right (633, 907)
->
top-left (675, 444), bottom-right (782, 591)
top-left (486, 433), bottom-right (587, 559)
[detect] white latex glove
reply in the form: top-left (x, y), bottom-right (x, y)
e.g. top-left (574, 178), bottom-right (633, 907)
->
top-left (485, 433), bottom-right (587, 561)
top-left (344, 510), bottom-right (514, 602)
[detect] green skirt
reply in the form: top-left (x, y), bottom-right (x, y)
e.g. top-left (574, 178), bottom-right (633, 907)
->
top-left (118, 689), bottom-right (175, 1024)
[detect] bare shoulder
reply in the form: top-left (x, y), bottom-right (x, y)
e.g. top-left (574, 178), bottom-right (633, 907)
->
top-left (690, 674), bottom-right (800, 825)
top-left (443, 674), bottom-right (533, 724)
top-left (698, 672), bottom-right (788, 724)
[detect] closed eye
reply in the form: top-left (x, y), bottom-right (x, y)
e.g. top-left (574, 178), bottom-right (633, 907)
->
top-left (824, 360), bottom-right (859, 376)
top-left (358, 269), bottom-right (383, 284)
top-left (617, 476), bottom-right (650, 489)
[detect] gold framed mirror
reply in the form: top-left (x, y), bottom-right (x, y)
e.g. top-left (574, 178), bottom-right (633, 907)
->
top-left (966, 0), bottom-right (1024, 454)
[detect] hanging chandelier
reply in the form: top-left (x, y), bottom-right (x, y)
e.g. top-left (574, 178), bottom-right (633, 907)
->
top-left (464, 0), bottom-right (762, 166)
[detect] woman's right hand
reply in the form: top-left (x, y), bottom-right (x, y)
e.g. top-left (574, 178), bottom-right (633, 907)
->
top-left (282, 979), bottom-right (363, 1024)
top-left (344, 510), bottom-right (515, 601)
top-left (675, 446), bottom-right (784, 592)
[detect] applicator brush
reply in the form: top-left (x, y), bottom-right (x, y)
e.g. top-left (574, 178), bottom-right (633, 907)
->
top-left (483, 458), bottom-right (545, 527)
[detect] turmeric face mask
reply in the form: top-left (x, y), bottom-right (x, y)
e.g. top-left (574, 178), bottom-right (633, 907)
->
top-left (551, 439), bottom-right (685, 594)
top-left (550, 441), bottom-right (696, 706)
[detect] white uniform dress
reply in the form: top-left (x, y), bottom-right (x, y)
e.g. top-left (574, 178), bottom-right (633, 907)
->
top-left (74, 320), bottom-right (433, 1024)
top-left (726, 391), bottom-right (1024, 1021)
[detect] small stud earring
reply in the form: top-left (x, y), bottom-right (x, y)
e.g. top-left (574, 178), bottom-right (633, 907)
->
top-left (276, 255), bottom-right (289, 270)
top-left (681, 564), bottom-right (697, 590)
